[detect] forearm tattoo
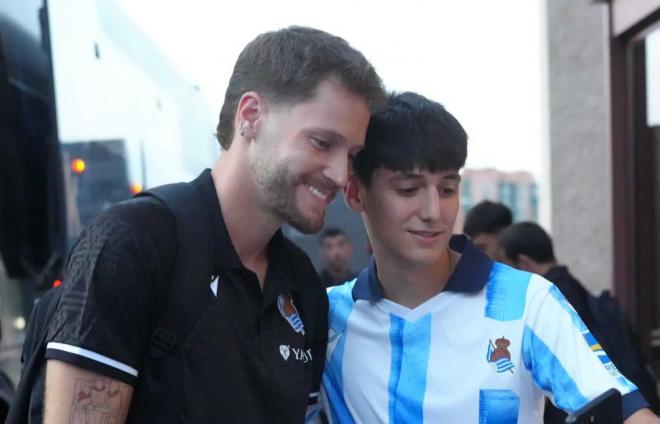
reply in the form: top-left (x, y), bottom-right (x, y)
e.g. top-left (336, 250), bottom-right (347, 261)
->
top-left (69, 377), bottom-right (126, 423)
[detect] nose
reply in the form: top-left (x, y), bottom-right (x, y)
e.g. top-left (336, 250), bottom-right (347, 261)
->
top-left (323, 151), bottom-right (350, 187)
top-left (419, 188), bottom-right (441, 222)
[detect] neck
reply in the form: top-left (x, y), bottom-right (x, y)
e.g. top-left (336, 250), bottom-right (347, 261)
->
top-left (536, 261), bottom-right (558, 276)
top-left (375, 247), bottom-right (457, 309)
top-left (212, 151), bottom-right (281, 271)
top-left (326, 266), bottom-right (350, 279)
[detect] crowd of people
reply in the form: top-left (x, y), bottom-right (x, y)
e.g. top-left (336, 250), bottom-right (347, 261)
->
top-left (4, 26), bottom-right (660, 423)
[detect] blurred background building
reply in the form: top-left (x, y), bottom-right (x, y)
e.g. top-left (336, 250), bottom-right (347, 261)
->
top-left (455, 168), bottom-right (538, 231)
top-left (547, 0), bottom-right (660, 370)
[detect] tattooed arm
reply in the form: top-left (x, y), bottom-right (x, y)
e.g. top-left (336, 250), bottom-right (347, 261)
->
top-left (45, 360), bottom-right (133, 424)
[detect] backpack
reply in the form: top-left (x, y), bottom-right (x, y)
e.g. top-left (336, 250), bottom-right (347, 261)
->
top-left (6, 182), bottom-right (215, 423)
top-left (587, 291), bottom-right (660, 412)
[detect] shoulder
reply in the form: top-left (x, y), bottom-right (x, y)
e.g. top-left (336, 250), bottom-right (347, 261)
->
top-left (78, 196), bottom-right (177, 260)
top-left (98, 196), bottom-right (176, 243)
top-left (282, 237), bottom-right (323, 291)
top-left (326, 279), bottom-right (358, 318)
top-left (281, 237), bottom-right (328, 318)
top-left (484, 262), bottom-right (553, 321)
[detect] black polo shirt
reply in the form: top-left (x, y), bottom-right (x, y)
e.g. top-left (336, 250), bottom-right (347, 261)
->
top-left (45, 169), bottom-right (328, 423)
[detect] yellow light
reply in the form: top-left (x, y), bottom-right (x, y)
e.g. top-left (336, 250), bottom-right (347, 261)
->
top-left (130, 183), bottom-right (143, 194)
top-left (71, 158), bottom-right (86, 174)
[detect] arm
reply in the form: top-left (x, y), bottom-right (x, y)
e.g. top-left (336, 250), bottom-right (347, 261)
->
top-left (45, 360), bottom-right (133, 423)
top-left (43, 200), bottom-right (173, 422)
top-left (524, 280), bottom-right (647, 417)
top-left (625, 408), bottom-right (660, 423)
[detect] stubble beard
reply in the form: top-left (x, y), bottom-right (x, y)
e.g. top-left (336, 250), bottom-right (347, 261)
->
top-left (251, 154), bottom-right (325, 234)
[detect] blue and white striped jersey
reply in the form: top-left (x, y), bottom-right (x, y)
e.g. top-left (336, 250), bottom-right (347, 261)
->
top-left (321, 235), bottom-right (646, 423)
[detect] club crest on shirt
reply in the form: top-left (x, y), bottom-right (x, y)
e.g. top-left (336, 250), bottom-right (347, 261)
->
top-left (487, 337), bottom-right (515, 374)
top-left (278, 294), bottom-right (305, 335)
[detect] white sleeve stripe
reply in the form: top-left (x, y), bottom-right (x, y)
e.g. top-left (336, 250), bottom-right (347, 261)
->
top-left (309, 392), bottom-right (319, 398)
top-left (47, 342), bottom-right (139, 377)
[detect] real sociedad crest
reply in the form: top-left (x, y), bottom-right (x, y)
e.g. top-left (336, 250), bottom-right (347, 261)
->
top-left (487, 337), bottom-right (515, 374)
top-left (278, 294), bottom-right (305, 335)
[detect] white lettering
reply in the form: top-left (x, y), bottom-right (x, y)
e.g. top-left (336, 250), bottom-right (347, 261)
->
top-left (291, 348), bottom-right (313, 363)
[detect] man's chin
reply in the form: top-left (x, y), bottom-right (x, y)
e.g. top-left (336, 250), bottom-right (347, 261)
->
top-left (286, 212), bottom-right (325, 234)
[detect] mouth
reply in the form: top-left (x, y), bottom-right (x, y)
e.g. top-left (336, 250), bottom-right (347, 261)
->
top-left (408, 229), bottom-right (443, 239)
top-left (304, 182), bottom-right (334, 203)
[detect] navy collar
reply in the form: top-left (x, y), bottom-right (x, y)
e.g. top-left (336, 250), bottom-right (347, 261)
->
top-left (352, 235), bottom-right (493, 302)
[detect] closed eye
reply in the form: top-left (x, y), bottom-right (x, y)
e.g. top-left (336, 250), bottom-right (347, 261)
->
top-left (310, 137), bottom-right (331, 151)
top-left (396, 187), bottom-right (419, 196)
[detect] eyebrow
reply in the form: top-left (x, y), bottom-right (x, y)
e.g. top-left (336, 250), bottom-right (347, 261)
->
top-left (389, 172), bottom-right (462, 183)
top-left (389, 173), bottom-right (424, 183)
top-left (305, 128), bottom-right (346, 142)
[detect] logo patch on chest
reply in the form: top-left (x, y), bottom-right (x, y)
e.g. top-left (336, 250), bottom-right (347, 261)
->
top-left (277, 294), bottom-right (305, 335)
top-left (278, 344), bottom-right (312, 363)
top-left (487, 337), bottom-right (515, 374)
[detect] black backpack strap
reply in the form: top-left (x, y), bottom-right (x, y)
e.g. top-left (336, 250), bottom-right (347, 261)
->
top-left (138, 182), bottom-right (214, 357)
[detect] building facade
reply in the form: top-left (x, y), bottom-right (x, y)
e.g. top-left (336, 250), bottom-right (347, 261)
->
top-left (457, 168), bottom-right (538, 231)
top-left (547, 0), bottom-right (660, 368)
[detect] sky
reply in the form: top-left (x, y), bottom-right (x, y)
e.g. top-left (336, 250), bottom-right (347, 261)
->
top-left (116, 0), bottom-right (548, 181)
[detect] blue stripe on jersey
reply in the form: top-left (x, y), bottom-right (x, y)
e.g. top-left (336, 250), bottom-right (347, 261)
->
top-left (324, 287), bottom-right (357, 424)
top-left (546, 285), bottom-right (636, 391)
top-left (388, 314), bottom-right (432, 424)
top-left (485, 264), bottom-right (531, 321)
top-left (479, 389), bottom-right (520, 424)
top-left (548, 285), bottom-right (588, 332)
top-left (522, 325), bottom-right (588, 412)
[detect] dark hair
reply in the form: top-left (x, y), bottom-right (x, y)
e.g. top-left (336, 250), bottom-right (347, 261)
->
top-left (353, 92), bottom-right (467, 186)
top-left (498, 221), bottom-right (556, 263)
top-left (319, 227), bottom-right (348, 244)
top-left (464, 201), bottom-right (513, 237)
top-left (216, 26), bottom-right (385, 149)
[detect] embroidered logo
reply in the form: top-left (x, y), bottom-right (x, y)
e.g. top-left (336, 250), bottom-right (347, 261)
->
top-left (278, 344), bottom-right (312, 363)
top-left (277, 294), bottom-right (305, 335)
top-left (279, 345), bottom-right (290, 361)
top-left (487, 337), bottom-right (515, 373)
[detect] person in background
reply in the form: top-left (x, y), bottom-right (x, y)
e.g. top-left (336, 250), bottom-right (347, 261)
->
top-left (463, 200), bottom-right (512, 259)
top-left (318, 228), bottom-right (357, 287)
top-left (498, 221), bottom-right (660, 421)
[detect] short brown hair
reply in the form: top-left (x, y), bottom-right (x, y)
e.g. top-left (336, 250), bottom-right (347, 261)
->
top-left (216, 26), bottom-right (385, 149)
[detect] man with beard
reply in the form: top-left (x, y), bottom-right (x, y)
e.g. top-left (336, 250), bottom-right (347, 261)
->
top-left (41, 27), bottom-right (385, 423)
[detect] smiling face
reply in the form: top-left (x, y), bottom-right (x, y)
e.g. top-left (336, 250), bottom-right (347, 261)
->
top-left (348, 168), bottom-right (461, 268)
top-left (249, 78), bottom-right (371, 233)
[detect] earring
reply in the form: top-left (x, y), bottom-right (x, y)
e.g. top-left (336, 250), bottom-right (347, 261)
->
top-left (239, 121), bottom-right (247, 137)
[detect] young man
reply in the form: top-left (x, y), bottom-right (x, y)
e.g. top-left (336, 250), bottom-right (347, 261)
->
top-left (463, 200), bottom-right (513, 260)
top-left (41, 27), bottom-right (385, 423)
top-left (318, 228), bottom-right (356, 287)
top-left (320, 92), bottom-right (657, 423)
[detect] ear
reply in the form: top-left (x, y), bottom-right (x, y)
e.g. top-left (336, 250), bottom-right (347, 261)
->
top-left (343, 176), bottom-right (366, 213)
top-left (235, 91), bottom-right (264, 140)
